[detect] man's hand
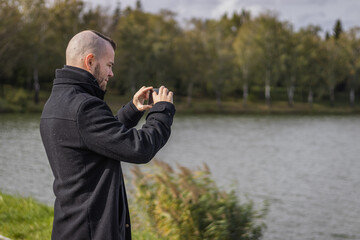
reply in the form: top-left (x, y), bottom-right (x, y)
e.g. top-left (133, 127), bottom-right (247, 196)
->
top-left (133, 86), bottom-right (153, 111)
top-left (133, 86), bottom-right (174, 111)
top-left (152, 86), bottom-right (173, 104)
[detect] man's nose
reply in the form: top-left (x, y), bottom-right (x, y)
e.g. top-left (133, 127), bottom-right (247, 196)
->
top-left (109, 69), bottom-right (114, 78)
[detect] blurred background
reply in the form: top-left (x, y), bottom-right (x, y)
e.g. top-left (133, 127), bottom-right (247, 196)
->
top-left (1, 0), bottom-right (360, 239)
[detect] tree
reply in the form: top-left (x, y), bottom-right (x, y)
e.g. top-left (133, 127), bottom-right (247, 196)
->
top-left (324, 35), bottom-right (349, 106)
top-left (201, 19), bottom-right (236, 109)
top-left (340, 27), bottom-right (360, 107)
top-left (296, 26), bottom-right (326, 106)
top-left (46, 0), bottom-right (86, 72)
top-left (333, 19), bottom-right (343, 40)
top-left (15, 0), bottom-right (51, 104)
top-left (0, 0), bottom-right (22, 96)
top-left (173, 19), bottom-right (207, 106)
top-left (282, 39), bottom-right (297, 107)
top-left (136, 0), bottom-right (142, 11)
top-left (107, 1), bottom-right (121, 35)
top-left (233, 20), bottom-right (260, 107)
top-left (113, 8), bottom-right (179, 94)
top-left (252, 13), bottom-right (287, 107)
top-left (82, 5), bottom-right (111, 33)
top-left (113, 8), bottom-right (150, 93)
top-left (278, 22), bottom-right (297, 107)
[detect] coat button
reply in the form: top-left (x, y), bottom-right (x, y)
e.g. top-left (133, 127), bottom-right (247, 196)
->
top-left (125, 224), bottom-right (130, 228)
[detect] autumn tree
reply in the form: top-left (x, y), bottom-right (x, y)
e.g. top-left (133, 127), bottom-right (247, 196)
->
top-left (233, 20), bottom-right (260, 107)
top-left (296, 26), bottom-right (325, 106)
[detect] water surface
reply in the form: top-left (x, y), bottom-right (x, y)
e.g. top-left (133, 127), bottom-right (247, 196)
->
top-left (0, 114), bottom-right (359, 240)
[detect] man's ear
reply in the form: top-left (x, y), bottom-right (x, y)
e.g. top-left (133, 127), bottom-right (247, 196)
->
top-left (84, 53), bottom-right (95, 72)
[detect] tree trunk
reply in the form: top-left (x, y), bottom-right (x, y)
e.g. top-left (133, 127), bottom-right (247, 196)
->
top-left (242, 66), bottom-right (249, 108)
top-left (308, 89), bottom-right (313, 108)
top-left (265, 70), bottom-right (271, 107)
top-left (287, 86), bottom-right (294, 107)
top-left (186, 81), bottom-right (193, 107)
top-left (242, 82), bottom-right (248, 108)
top-left (0, 84), bottom-right (4, 98)
top-left (129, 66), bottom-right (136, 94)
top-left (349, 88), bottom-right (355, 107)
top-left (329, 87), bottom-right (335, 107)
top-left (216, 89), bottom-right (222, 110)
top-left (33, 68), bottom-right (40, 104)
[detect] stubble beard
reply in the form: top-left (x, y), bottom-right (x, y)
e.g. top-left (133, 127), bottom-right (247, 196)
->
top-left (93, 63), bottom-right (106, 91)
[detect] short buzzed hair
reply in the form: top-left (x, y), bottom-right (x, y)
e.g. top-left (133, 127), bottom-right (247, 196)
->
top-left (66, 30), bottom-right (116, 65)
top-left (91, 30), bottom-right (116, 51)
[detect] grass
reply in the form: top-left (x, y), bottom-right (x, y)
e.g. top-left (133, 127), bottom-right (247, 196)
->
top-left (0, 160), bottom-right (267, 240)
top-left (0, 191), bottom-right (163, 240)
top-left (0, 191), bottom-right (53, 240)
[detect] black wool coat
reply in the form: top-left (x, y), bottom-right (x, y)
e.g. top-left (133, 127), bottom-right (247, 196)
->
top-left (40, 66), bottom-right (175, 240)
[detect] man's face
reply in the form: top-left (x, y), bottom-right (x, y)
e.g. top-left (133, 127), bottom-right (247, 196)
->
top-left (92, 43), bottom-right (114, 91)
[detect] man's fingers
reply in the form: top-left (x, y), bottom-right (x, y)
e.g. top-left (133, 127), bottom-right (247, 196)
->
top-left (142, 86), bottom-right (153, 92)
top-left (159, 86), bottom-right (165, 95)
top-left (134, 86), bottom-right (153, 100)
top-left (139, 86), bottom-right (152, 96)
top-left (151, 86), bottom-right (174, 104)
top-left (140, 105), bottom-right (152, 111)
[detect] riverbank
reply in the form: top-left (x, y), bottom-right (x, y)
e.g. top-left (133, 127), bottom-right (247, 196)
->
top-left (105, 93), bottom-right (360, 115)
top-left (0, 91), bottom-right (360, 115)
top-left (2, 91), bottom-right (358, 115)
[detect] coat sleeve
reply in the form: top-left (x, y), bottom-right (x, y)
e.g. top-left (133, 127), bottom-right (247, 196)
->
top-left (115, 101), bottom-right (144, 129)
top-left (77, 97), bottom-right (175, 164)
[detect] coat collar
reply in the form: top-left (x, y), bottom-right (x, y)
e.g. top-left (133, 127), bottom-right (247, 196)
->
top-left (54, 65), bottom-right (106, 100)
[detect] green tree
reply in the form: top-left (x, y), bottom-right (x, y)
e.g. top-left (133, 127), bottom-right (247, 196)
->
top-left (107, 1), bottom-right (122, 35)
top-left (146, 10), bottom-right (180, 90)
top-left (16, 0), bottom-right (51, 104)
top-left (0, 0), bottom-right (22, 96)
top-left (46, 0), bottom-right (86, 71)
top-left (233, 20), bottom-right (260, 107)
top-left (340, 27), bottom-right (360, 107)
top-left (324, 35), bottom-right (349, 106)
top-left (296, 26), bottom-right (325, 106)
top-left (252, 13), bottom-right (287, 106)
top-left (202, 19), bottom-right (236, 109)
top-left (113, 8), bottom-right (151, 93)
top-left (82, 5), bottom-right (111, 33)
top-left (173, 19), bottom-right (207, 106)
top-left (333, 19), bottom-right (343, 40)
top-left (278, 24), bottom-right (298, 107)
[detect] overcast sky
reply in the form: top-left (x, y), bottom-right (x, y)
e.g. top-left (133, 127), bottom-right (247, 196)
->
top-left (84, 0), bottom-right (360, 34)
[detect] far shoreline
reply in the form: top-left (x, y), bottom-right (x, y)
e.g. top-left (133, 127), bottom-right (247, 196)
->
top-left (1, 92), bottom-right (359, 116)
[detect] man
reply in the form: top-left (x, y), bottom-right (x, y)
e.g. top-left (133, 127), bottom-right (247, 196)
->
top-left (40, 30), bottom-right (175, 240)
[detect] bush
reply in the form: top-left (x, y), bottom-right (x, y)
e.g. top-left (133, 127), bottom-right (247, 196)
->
top-left (131, 160), bottom-right (268, 240)
top-left (5, 87), bottom-right (29, 112)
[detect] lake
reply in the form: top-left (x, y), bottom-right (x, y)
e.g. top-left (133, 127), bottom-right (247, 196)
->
top-left (0, 113), bottom-right (359, 240)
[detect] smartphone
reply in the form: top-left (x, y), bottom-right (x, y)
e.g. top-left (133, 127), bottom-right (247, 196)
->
top-left (148, 88), bottom-right (159, 105)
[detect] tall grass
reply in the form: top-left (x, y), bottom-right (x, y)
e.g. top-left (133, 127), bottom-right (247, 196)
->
top-left (131, 160), bottom-right (268, 240)
top-left (0, 160), bottom-right (268, 239)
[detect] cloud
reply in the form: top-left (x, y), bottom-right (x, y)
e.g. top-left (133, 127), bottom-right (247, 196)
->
top-left (86, 0), bottom-right (360, 32)
top-left (210, 0), bottom-right (239, 18)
